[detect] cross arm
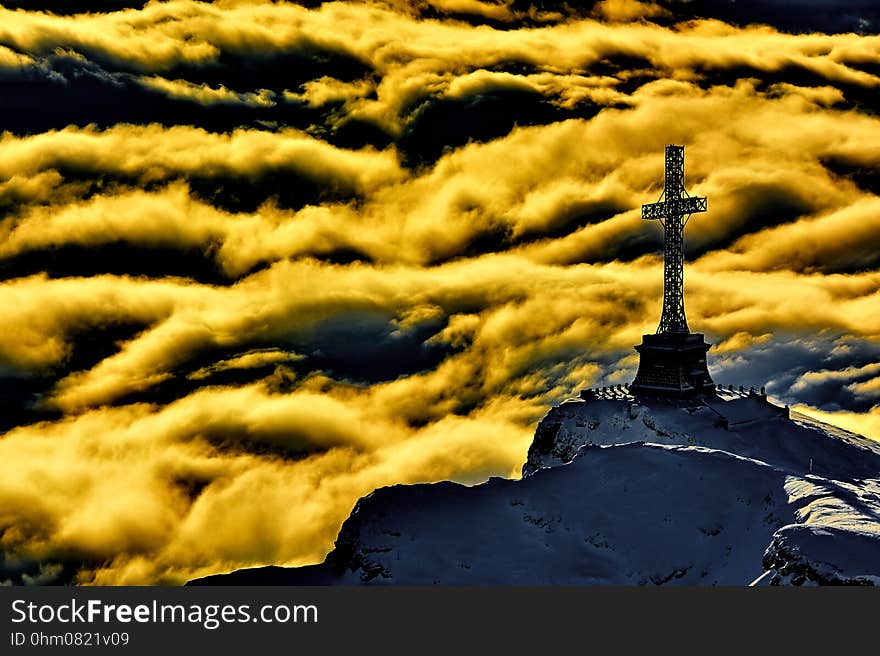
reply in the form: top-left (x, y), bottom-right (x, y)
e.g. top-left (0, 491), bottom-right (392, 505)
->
top-left (641, 195), bottom-right (707, 221)
top-left (641, 202), bottom-right (666, 221)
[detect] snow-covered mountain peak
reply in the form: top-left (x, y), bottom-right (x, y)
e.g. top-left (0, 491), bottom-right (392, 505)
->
top-left (189, 392), bottom-right (880, 587)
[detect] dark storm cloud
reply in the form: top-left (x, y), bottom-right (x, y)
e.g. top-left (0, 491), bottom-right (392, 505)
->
top-left (0, 49), bottom-right (343, 142)
top-left (710, 333), bottom-right (880, 413)
top-left (663, 0), bottom-right (880, 34)
top-left (399, 87), bottom-right (590, 167)
top-left (1, 1), bottom-right (149, 15)
top-left (300, 312), bottom-right (454, 384)
top-left (0, 242), bottom-right (235, 286)
top-left (81, 312), bottom-right (455, 410)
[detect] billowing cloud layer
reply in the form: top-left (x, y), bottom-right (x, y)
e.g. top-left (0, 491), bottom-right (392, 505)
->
top-left (0, 0), bottom-right (878, 585)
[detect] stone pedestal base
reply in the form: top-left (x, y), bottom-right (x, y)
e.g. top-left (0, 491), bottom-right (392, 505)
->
top-left (630, 332), bottom-right (715, 396)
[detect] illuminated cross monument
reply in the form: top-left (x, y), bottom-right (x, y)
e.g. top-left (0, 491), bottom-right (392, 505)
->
top-left (630, 145), bottom-right (715, 396)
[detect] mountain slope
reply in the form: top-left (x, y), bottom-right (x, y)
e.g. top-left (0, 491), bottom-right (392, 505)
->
top-left (190, 391), bottom-right (880, 586)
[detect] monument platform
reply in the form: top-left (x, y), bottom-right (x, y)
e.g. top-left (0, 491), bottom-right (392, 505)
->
top-left (630, 332), bottom-right (715, 396)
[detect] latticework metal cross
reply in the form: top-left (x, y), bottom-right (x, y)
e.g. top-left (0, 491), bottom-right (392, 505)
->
top-left (641, 145), bottom-right (707, 334)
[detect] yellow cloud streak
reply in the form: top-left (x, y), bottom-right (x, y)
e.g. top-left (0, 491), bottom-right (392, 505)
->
top-left (0, 123), bottom-right (403, 193)
top-left (137, 76), bottom-right (277, 107)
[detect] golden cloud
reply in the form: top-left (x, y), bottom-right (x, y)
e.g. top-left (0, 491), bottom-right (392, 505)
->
top-left (849, 377), bottom-right (880, 400)
top-left (794, 405), bottom-right (880, 446)
top-left (0, 375), bottom-right (535, 584)
top-left (0, 123), bottom-right (403, 193)
top-left (187, 349), bottom-right (303, 381)
top-left (137, 76), bottom-right (277, 107)
top-left (593, 0), bottom-right (670, 22)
